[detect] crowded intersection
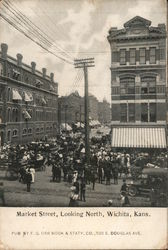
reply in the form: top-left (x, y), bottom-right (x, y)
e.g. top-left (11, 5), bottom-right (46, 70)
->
top-left (0, 128), bottom-right (167, 207)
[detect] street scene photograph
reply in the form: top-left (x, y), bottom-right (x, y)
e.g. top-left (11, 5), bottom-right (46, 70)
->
top-left (0, 0), bottom-right (167, 207)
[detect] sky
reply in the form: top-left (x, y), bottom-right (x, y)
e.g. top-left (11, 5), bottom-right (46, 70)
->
top-left (0, 0), bottom-right (166, 102)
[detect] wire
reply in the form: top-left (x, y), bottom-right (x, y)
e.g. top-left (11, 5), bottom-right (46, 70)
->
top-left (0, 10), bottom-right (74, 65)
top-left (4, 0), bottom-right (74, 61)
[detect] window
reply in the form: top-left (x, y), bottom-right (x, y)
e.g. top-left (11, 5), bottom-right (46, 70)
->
top-left (28, 128), bottom-right (32, 135)
top-left (120, 77), bottom-right (135, 95)
top-left (149, 47), bottom-right (156, 64)
top-left (7, 88), bottom-right (11, 102)
top-left (0, 87), bottom-right (3, 101)
top-left (128, 104), bottom-right (135, 122)
top-left (139, 48), bottom-right (146, 64)
top-left (7, 130), bottom-right (11, 142)
top-left (130, 49), bottom-right (136, 65)
top-left (141, 77), bottom-right (156, 94)
top-left (120, 104), bottom-right (127, 122)
top-left (149, 103), bottom-right (156, 122)
top-left (0, 63), bottom-right (3, 75)
top-left (141, 103), bottom-right (148, 122)
top-left (7, 108), bottom-right (11, 122)
top-left (160, 48), bottom-right (165, 60)
top-left (120, 49), bottom-right (126, 65)
top-left (23, 128), bottom-right (27, 135)
top-left (12, 129), bottom-right (18, 137)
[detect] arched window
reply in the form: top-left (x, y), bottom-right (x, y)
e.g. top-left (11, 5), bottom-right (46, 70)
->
top-left (12, 129), bottom-right (18, 137)
top-left (7, 108), bottom-right (11, 122)
top-left (7, 88), bottom-right (11, 102)
top-left (12, 108), bottom-right (15, 122)
top-left (0, 63), bottom-right (3, 75)
top-left (15, 108), bottom-right (18, 122)
top-left (22, 128), bottom-right (27, 135)
top-left (7, 130), bottom-right (11, 142)
top-left (28, 128), bottom-right (32, 134)
top-left (0, 86), bottom-right (3, 101)
top-left (120, 77), bottom-right (135, 94)
top-left (141, 76), bottom-right (156, 94)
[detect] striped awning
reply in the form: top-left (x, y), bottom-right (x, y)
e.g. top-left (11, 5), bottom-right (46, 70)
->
top-left (24, 91), bottom-right (33, 102)
top-left (22, 110), bottom-right (31, 120)
top-left (12, 89), bottom-right (22, 101)
top-left (111, 127), bottom-right (167, 148)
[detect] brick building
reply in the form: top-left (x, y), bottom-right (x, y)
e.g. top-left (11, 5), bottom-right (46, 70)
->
top-left (0, 43), bottom-right (58, 145)
top-left (58, 91), bottom-right (84, 125)
top-left (89, 94), bottom-right (99, 121)
top-left (107, 16), bottom-right (167, 149)
top-left (58, 91), bottom-right (102, 127)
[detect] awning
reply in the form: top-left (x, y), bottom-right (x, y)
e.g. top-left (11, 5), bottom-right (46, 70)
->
top-left (13, 69), bottom-right (20, 76)
top-left (24, 92), bottom-right (33, 102)
top-left (12, 89), bottom-right (22, 101)
top-left (22, 110), bottom-right (31, 120)
top-left (41, 97), bottom-right (47, 105)
top-left (111, 127), bottom-right (167, 148)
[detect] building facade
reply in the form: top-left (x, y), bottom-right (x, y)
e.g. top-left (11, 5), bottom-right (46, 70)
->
top-left (58, 91), bottom-right (84, 126)
top-left (107, 16), bottom-right (167, 149)
top-left (58, 91), bottom-right (106, 127)
top-left (0, 43), bottom-right (58, 145)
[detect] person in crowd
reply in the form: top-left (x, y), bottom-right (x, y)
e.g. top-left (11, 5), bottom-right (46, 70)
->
top-left (30, 167), bottom-right (35, 183)
top-left (80, 177), bottom-right (86, 202)
top-left (52, 162), bottom-right (57, 182)
top-left (0, 182), bottom-right (5, 206)
top-left (25, 168), bottom-right (32, 192)
top-left (120, 179), bottom-right (130, 207)
top-left (69, 186), bottom-right (79, 207)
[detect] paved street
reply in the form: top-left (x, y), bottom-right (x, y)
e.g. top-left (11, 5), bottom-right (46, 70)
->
top-left (0, 166), bottom-right (150, 207)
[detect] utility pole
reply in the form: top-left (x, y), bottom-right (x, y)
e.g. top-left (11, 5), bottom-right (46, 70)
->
top-left (64, 105), bottom-right (68, 131)
top-left (74, 58), bottom-right (95, 166)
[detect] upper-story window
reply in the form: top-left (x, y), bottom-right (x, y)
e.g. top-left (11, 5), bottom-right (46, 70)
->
top-left (160, 48), bottom-right (165, 60)
top-left (139, 48), bottom-right (146, 64)
top-left (120, 49), bottom-right (126, 65)
top-left (0, 63), bottom-right (3, 75)
top-left (7, 88), bottom-right (11, 102)
top-left (141, 103), bottom-right (156, 122)
top-left (120, 104), bottom-right (127, 122)
top-left (130, 49), bottom-right (136, 65)
top-left (141, 77), bottom-right (156, 94)
top-left (0, 87), bottom-right (3, 101)
top-left (149, 47), bottom-right (156, 64)
top-left (120, 77), bottom-right (135, 94)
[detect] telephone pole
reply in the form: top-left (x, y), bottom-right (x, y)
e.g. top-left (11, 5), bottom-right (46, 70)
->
top-left (74, 58), bottom-right (95, 166)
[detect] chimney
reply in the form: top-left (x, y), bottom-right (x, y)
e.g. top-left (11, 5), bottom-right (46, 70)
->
top-left (31, 61), bottom-right (36, 74)
top-left (50, 72), bottom-right (54, 82)
top-left (42, 68), bottom-right (46, 78)
top-left (16, 53), bottom-right (23, 67)
top-left (1, 43), bottom-right (8, 59)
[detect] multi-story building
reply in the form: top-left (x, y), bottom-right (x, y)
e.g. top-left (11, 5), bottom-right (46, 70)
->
top-left (58, 91), bottom-right (101, 127)
top-left (58, 91), bottom-right (84, 125)
top-left (0, 43), bottom-right (58, 145)
top-left (107, 16), bottom-right (167, 149)
top-left (89, 94), bottom-right (99, 121)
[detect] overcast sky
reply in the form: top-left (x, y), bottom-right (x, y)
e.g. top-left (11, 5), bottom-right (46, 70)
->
top-left (0, 0), bottom-right (166, 102)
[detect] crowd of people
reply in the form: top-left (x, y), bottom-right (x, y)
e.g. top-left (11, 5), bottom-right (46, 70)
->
top-left (0, 130), bottom-right (167, 206)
